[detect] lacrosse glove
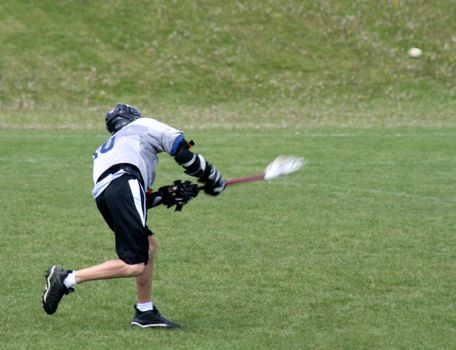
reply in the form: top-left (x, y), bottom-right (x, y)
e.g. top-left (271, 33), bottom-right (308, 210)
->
top-left (147, 180), bottom-right (199, 211)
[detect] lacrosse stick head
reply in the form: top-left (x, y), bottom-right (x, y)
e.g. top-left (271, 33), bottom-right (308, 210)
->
top-left (264, 156), bottom-right (306, 180)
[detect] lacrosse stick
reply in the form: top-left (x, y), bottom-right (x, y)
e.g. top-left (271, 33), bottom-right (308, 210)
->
top-left (199, 156), bottom-right (306, 191)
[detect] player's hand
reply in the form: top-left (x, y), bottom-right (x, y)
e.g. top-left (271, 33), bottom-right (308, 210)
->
top-left (204, 165), bottom-right (226, 196)
top-left (159, 180), bottom-right (199, 211)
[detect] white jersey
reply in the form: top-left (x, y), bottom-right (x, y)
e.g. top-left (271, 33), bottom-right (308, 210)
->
top-left (92, 118), bottom-right (183, 198)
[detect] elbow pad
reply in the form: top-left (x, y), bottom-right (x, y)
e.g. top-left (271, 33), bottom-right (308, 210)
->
top-left (174, 139), bottom-right (211, 182)
top-left (176, 149), bottom-right (211, 181)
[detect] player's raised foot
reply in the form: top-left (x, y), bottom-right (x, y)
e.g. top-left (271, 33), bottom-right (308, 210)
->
top-left (42, 265), bottom-right (74, 315)
top-left (131, 305), bottom-right (181, 329)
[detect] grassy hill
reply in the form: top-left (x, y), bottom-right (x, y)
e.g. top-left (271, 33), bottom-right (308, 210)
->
top-left (1, 0), bottom-right (456, 129)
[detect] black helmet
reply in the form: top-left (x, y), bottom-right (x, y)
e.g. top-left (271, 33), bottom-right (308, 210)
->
top-left (105, 103), bottom-right (141, 134)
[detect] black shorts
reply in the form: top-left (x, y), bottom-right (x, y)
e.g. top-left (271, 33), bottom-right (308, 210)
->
top-left (95, 174), bottom-right (153, 265)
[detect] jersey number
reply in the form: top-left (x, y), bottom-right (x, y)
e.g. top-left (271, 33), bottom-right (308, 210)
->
top-left (93, 136), bottom-right (116, 159)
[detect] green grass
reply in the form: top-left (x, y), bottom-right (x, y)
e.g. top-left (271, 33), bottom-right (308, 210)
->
top-left (1, 1), bottom-right (456, 348)
top-left (1, 128), bottom-right (455, 349)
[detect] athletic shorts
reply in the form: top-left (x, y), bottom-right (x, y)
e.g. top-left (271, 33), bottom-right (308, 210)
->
top-left (95, 174), bottom-right (153, 265)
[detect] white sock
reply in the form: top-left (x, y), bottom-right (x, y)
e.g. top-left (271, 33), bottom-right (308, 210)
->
top-left (63, 271), bottom-right (77, 288)
top-left (137, 301), bottom-right (153, 312)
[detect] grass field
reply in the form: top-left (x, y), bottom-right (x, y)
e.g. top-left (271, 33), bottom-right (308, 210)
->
top-left (1, 127), bottom-right (455, 349)
top-left (1, 0), bottom-right (456, 349)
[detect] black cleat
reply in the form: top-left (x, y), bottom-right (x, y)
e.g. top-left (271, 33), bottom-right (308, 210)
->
top-left (131, 305), bottom-right (181, 329)
top-left (42, 265), bottom-right (74, 315)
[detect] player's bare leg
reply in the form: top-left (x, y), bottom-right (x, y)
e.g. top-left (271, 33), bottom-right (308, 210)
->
top-left (135, 236), bottom-right (157, 303)
top-left (42, 238), bottom-right (180, 329)
top-left (75, 259), bottom-right (145, 283)
top-left (131, 236), bottom-right (181, 328)
top-left (43, 260), bottom-right (145, 315)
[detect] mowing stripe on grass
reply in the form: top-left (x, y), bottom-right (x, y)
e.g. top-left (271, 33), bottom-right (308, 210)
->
top-left (306, 183), bottom-right (456, 204)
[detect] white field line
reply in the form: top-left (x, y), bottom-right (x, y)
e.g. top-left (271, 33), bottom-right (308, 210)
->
top-left (0, 134), bottom-right (106, 138)
top-left (291, 132), bottom-right (456, 138)
top-left (306, 183), bottom-right (456, 204)
top-left (310, 160), bottom-right (455, 166)
top-left (0, 156), bottom-right (79, 166)
top-left (2, 131), bottom-right (456, 138)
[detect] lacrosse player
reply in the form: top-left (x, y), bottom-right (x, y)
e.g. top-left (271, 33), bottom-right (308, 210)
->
top-left (42, 103), bottom-right (225, 328)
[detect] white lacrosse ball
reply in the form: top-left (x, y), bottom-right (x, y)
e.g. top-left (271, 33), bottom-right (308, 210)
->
top-left (408, 47), bottom-right (422, 59)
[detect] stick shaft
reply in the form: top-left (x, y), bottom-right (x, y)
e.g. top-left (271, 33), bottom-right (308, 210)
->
top-left (225, 174), bottom-right (265, 186)
top-left (197, 173), bottom-right (265, 191)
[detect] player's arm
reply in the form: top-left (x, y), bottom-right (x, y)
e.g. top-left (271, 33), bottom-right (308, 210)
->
top-left (172, 138), bottom-right (226, 196)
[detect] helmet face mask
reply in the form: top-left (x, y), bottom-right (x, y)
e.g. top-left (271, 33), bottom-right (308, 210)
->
top-left (105, 103), bottom-right (141, 134)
